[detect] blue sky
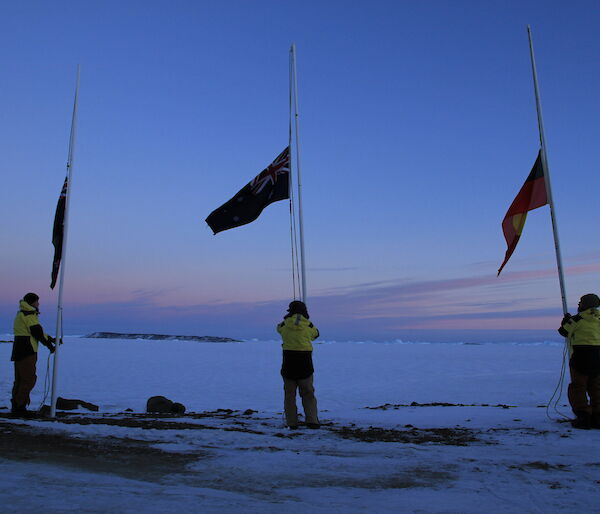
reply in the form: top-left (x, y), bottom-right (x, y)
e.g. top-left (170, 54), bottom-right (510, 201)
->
top-left (1, 0), bottom-right (599, 340)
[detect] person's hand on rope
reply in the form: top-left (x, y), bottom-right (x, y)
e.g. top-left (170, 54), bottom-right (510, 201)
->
top-left (44, 336), bottom-right (56, 353)
top-left (561, 313), bottom-right (572, 326)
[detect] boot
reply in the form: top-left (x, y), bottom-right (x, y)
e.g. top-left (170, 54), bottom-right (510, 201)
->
top-left (571, 411), bottom-right (591, 430)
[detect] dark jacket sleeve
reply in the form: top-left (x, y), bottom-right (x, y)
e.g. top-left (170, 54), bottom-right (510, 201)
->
top-left (30, 324), bottom-right (46, 343)
top-left (30, 324), bottom-right (54, 348)
top-left (558, 314), bottom-right (580, 338)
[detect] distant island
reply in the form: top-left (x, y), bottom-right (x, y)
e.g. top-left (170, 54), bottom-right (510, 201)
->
top-left (84, 332), bottom-right (241, 343)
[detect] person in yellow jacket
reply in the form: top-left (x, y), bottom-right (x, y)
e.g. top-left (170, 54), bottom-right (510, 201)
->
top-left (11, 293), bottom-right (56, 416)
top-left (276, 300), bottom-right (320, 429)
top-left (558, 293), bottom-right (600, 429)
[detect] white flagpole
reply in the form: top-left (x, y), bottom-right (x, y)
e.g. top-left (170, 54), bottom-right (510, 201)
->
top-left (50, 65), bottom-right (81, 418)
top-left (290, 43), bottom-right (308, 303)
top-left (527, 26), bottom-right (568, 317)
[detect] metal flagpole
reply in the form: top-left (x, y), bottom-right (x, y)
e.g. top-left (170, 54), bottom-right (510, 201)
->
top-left (290, 43), bottom-right (308, 303)
top-left (50, 65), bottom-right (81, 418)
top-left (527, 26), bottom-right (568, 317)
top-left (288, 48), bottom-right (299, 300)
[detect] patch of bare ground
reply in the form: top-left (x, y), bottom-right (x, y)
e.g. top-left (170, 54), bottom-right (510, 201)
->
top-left (487, 426), bottom-right (551, 436)
top-left (366, 402), bottom-right (515, 410)
top-left (0, 421), bottom-right (204, 481)
top-left (510, 461), bottom-right (570, 471)
top-left (333, 425), bottom-right (484, 446)
top-left (0, 411), bottom-right (266, 435)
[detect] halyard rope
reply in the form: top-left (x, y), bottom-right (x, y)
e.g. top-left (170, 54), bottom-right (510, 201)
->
top-left (545, 341), bottom-right (570, 421)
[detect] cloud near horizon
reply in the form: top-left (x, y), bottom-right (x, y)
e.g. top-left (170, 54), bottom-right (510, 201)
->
top-left (9, 260), bottom-right (594, 339)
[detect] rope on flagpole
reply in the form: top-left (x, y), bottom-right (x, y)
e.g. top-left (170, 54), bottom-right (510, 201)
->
top-left (545, 344), bottom-right (570, 421)
top-left (38, 352), bottom-right (53, 411)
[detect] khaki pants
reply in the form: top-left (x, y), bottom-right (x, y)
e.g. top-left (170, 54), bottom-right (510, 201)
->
top-left (12, 353), bottom-right (37, 409)
top-left (568, 366), bottom-right (600, 415)
top-left (283, 375), bottom-right (319, 426)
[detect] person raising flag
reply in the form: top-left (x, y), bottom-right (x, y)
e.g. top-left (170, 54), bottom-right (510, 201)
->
top-left (11, 293), bottom-right (56, 416)
top-left (276, 300), bottom-right (320, 430)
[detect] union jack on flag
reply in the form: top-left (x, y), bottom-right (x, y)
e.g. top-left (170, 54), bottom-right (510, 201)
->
top-left (250, 147), bottom-right (290, 195)
top-left (205, 146), bottom-right (291, 234)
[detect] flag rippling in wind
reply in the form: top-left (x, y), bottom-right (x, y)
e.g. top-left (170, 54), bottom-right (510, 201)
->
top-left (51, 177), bottom-right (68, 289)
top-left (497, 151), bottom-right (548, 275)
top-left (206, 147), bottom-right (290, 234)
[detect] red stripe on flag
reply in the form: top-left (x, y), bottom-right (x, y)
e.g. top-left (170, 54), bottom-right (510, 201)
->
top-left (498, 152), bottom-right (548, 275)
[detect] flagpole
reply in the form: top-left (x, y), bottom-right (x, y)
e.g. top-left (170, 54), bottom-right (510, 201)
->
top-left (527, 26), bottom-right (568, 317)
top-left (288, 47), bottom-right (299, 300)
top-left (50, 65), bottom-right (81, 418)
top-left (290, 43), bottom-right (308, 303)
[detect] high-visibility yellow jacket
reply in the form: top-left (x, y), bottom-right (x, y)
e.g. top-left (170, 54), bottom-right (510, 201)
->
top-left (559, 308), bottom-right (600, 346)
top-left (276, 315), bottom-right (319, 351)
top-left (12, 300), bottom-right (50, 361)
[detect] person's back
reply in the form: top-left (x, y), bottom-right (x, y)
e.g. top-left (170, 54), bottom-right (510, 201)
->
top-left (278, 313), bottom-right (318, 350)
top-left (13, 299), bottom-right (44, 362)
top-left (276, 301), bottom-right (320, 429)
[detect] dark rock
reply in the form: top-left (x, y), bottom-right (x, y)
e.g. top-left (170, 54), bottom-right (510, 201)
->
top-left (146, 396), bottom-right (186, 415)
top-left (171, 402), bottom-right (186, 415)
top-left (39, 398), bottom-right (99, 415)
top-left (56, 397), bottom-right (99, 412)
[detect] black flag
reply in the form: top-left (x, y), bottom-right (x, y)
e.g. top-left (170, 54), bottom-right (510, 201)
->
top-left (51, 177), bottom-right (68, 289)
top-left (206, 147), bottom-right (290, 234)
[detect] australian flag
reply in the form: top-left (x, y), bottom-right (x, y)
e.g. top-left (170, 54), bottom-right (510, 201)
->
top-left (206, 147), bottom-right (290, 234)
top-left (51, 176), bottom-right (68, 289)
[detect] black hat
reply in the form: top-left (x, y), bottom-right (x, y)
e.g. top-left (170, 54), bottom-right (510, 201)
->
top-left (287, 300), bottom-right (309, 319)
top-left (23, 293), bottom-right (39, 306)
top-left (579, 293), bottom-right (600, 312)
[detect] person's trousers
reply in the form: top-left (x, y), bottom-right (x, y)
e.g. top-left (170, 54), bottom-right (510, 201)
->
top-left (12, 354), bottom-right (37, 409)
top-left (283, 375), bottom-right (318, 426)
top-left (568, 365), bottom-right (600, 415)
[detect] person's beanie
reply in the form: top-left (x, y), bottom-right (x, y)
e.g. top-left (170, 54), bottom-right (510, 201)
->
top-left (23, 293), bottom-right (39, 306)
top-left (579, 293), bottom-right (600, 311)
top-left (288, 300), bottom-right (309, 319)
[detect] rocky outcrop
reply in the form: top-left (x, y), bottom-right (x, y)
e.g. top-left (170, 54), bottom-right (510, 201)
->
top-left (84, 332), bottom-right (240, 342)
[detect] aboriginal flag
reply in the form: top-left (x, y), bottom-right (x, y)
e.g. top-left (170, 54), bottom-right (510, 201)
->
top-left (51, 176), bottom-right (68, 289)
top-left (206, 147), bottom-right (290, 234)
top-left (497, 151), bottom-right (547, 275)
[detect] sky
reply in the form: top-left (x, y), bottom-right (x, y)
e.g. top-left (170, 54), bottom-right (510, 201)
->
top-left (1, 0), bottom-right (600, 341)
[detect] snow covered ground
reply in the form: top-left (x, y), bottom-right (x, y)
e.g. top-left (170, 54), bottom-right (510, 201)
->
top-left (0, 337), bottom-right (598, 513)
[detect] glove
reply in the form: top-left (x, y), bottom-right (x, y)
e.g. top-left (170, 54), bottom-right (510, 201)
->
top-left (44, 337), bottom-right (56, 353)
top-left (561, 313), bottom-right (572, 325)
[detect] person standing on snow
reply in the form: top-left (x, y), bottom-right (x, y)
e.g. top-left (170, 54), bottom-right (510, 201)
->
top-left (11, 293), bottom-right (56, 416)
top-left (558, 293), bottom-right (600, 429)
top-left (276, 300), bottom-right (320, 430)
